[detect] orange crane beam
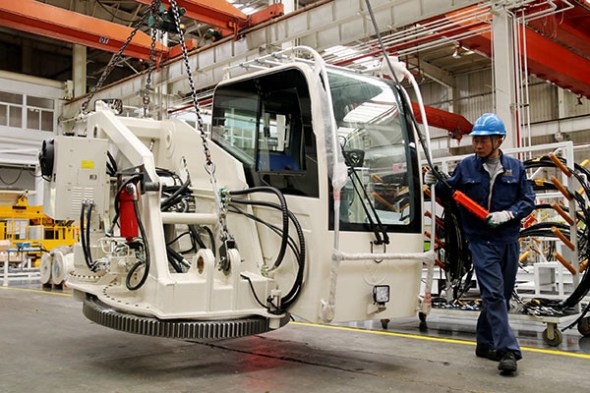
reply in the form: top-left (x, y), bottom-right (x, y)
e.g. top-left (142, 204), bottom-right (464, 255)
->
top-left (0, 0), bottom-right (168, 61)
top-left (410, 102), bottom-right (473, 140)
top-left (439, 3), bottom-right (590, 99)
top-left (134, 0), bottom-right (283, 37)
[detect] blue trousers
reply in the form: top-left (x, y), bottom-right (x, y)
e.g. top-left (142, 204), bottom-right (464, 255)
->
top-left (469, 240), bottom-right (522, 358)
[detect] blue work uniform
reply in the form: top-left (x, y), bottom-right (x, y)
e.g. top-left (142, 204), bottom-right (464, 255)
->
top-left (437, 152), bottom-right (535, 358)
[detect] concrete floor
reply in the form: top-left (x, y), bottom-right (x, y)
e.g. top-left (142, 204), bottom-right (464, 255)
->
top-left (1, 285), bottom-right (589, 393)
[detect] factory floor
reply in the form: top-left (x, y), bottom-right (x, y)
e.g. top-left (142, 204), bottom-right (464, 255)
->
top-left (1, 283), bottom-right (589, 393)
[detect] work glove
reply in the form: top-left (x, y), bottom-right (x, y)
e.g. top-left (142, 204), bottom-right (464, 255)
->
top-left (424, 171), bottom-right (438, 186)
top-left (485, 210), bottom-right (514, 227)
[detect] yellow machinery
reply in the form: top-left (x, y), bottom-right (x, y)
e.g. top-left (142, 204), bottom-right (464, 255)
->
top-left (0, 194), bottom-right (78, 263)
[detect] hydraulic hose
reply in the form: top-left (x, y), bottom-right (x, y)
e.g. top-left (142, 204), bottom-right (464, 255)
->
top-left (228, 187), bottom-right (290, 270)
top-left (125, 196), bottom-right (151, 291)
top-left (229, 198), bottom-right (306, 312)
top-left (80, 201), bottom-right (96, 272)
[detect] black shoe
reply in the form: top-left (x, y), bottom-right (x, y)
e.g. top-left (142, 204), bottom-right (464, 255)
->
top-left (475, 345), bottom-right (499, 361)
top-left (498, 351), bottom-right (517, 373)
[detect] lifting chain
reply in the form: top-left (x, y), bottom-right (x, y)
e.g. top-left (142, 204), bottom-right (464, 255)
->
top-left (80, 0), bottom-right (160, 115)
top-left (168, 0), bottom-right (235, 249)
top-left (143, 0), bottom-right (161, 117)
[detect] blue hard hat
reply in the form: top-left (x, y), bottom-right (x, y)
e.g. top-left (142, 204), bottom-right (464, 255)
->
top-left (470, 113), bottom-right (506, 136)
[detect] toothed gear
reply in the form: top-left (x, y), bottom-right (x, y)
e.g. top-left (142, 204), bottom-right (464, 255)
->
top-left (83, 296), bottom-right (289, 339)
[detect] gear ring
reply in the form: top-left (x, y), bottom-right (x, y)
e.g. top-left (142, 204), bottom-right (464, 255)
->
top-left (83, 295), bottom-right (289, 339)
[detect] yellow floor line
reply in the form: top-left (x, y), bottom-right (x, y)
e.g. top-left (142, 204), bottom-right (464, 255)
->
top-left (0, 286), bottom-right (72, 297)
top-left (2, 287), bottom-right (588, 359)
top-left (292, 321), bottom-right (590, 360)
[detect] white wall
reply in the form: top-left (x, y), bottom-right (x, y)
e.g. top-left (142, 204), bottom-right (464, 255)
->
top-left (0, 71), bottom-right (65, 199)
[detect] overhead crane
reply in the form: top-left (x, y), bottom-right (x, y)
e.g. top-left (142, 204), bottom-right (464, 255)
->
top-left (0, 0), bottom-right (283, 61)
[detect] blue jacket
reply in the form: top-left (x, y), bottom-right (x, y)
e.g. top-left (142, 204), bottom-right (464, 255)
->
top-left (436, 152), bottom-right (535, 243)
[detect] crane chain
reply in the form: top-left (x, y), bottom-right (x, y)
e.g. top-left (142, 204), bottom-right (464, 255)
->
top-left (143, 0), bottom-right (161, 117)
top-left (80, 6), bottom-right (155, 114)
top-left (168, 0), bottom-right (234, 250)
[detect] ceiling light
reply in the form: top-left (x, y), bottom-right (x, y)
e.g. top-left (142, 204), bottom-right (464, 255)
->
top-left (452, 46), bottom-right (462, 59)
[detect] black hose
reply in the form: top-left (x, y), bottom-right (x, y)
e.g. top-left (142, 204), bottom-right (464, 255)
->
top-left (125, 194), bottom-right (151, 291)
top-left (230, 198), bottom-right (306, 312)
top-left (80, 202), bottom-right (96, 272)
top-left (166, 246), bottom-right (186, 273)
top-left (161, 176), bottom-right (191, 210)
top-left (188, 224), bottom-right (207, 249)
top-left (520, 157), bottom-right (590, 324)
top-left (228, 187), bottom-right (290, 270)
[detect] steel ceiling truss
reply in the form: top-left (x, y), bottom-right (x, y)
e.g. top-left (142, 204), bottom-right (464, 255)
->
top-left (439, 1), bottom-right (590, 98)
top-left (0, 0), bottom-right (283, 61)
top-left (0, 0), bottom-right (168, 61)
top-left (63, 0), bottom-right (483, 118)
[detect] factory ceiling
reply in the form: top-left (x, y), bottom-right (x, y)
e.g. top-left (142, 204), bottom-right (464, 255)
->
top-left (0, 1), bottom-right (588, 100)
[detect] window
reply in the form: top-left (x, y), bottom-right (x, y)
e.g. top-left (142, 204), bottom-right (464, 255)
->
top-left (328, 70), bottom-right (421, 233)
top-left (0, 92), bottom-right (23, 128)
top-left (0, 105), bottom-right (7, 126)
top-left (0, 92), bottom-right (23, 105)
top-left (212, 68), bottom-right (318, 197)
top-left (9, 106), bottom-right (22, 128)
top-left (26, 95), bottom-right (54, 132)
top-left (0, 92), bottom-right (54, 132)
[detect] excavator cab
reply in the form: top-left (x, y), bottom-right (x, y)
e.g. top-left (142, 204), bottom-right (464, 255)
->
top-left (212, 64), bottom-right (421, 232)
top-left (41, 48), bottom-right (431, 339)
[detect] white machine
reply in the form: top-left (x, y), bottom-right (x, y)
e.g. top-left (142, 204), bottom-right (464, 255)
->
top-left (40, 47), bottom-right (434, 339)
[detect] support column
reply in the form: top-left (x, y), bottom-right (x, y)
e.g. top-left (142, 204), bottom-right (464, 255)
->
top-left (72, 44), bottom-right (87, 97)
top-left (21, 41), bottom-right (33, 75)
top-left (491, 6), bottom-right (517, 149)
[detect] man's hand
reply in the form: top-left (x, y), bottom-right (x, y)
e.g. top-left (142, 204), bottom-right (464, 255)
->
top-left (424, 171), bottom-right (437, 186)
top-left (485, 210), bottom-right (514, 227)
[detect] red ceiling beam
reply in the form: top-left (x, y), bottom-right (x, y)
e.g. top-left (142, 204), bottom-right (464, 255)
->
top-left (444, 6), bottom-right (590, 99)
top-left (526, 2), bottom-right (590, 60)
top-left (411, 102), bottom-right (473, 139)
top-left (0, 0), bottom-right (168, 61)
top-left (518, 28), bottom-right (590, 97)
top-left (135, 0), bottom-right (246, 36)
top-left (135, 1), bottom-right (284, 38)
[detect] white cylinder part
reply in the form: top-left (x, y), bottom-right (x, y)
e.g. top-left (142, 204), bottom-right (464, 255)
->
top-left (40, 253), bottom-right (53, 284)
top-left (52, 249), bottom-right (75, 285)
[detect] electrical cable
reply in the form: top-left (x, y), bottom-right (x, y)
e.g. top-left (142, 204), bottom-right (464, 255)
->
top-left (240, 274), bottom-right (268, 309)
top-left (0, 168), bottom-right (23, 185)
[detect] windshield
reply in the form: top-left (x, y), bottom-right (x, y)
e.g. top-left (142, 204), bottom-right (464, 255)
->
top-left (328, 70), bottom-right (420, 233)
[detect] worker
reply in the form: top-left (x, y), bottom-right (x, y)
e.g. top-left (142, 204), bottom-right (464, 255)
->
top-left (425, 113), bottom-right (535, 374)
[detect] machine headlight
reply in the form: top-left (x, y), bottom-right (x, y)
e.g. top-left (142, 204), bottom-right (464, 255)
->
top-left (373, 285), bottom-right (390, 305)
